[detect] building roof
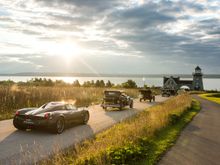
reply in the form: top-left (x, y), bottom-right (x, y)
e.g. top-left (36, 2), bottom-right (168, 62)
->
top-left (195, 66), bottom-right (201, 70)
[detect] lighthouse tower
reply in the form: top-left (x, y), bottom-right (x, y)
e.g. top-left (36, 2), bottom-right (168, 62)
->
top-left (192, 66), bottom-right (204, 90)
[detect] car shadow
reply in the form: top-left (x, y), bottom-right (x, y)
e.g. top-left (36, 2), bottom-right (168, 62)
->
top-left (102, 99), bottom-right (162, 122)
top-left (0, 124), bottom-right (94, 164)
top-left (103, 107), bottom-right (138, 123)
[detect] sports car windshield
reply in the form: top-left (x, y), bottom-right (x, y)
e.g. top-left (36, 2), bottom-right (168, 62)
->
top-left (40, 102), bottom-right (64, 109)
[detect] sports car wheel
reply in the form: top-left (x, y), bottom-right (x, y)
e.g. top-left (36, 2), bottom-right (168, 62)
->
top-left (83, 112), bottom-right (89, 124)
top-left (55, 117), bottom-right (65, 134)
top-left (13, 119), bottom-right (26, 130)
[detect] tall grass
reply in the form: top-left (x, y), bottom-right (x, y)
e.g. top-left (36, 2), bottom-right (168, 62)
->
top-left (0, 85), bottom-right (138, 120)
top-left (42, 94), bottom-right (192, 165)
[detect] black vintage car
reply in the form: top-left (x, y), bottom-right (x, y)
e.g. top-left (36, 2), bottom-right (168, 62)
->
top-left (139, 89), bottom-right (155, 102)
top-left (162, 88), bottom-right (177, 97)
top-left (13, 102), bottom-right (89, 134)
top-left (101, 90), bottom-right (133, 110)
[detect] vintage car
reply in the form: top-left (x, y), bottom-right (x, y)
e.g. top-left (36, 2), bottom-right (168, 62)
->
top-left (139, 89), bottom-right (155, 102)
top-left (13, 102), bottom-right (89, 134)
top-left (101, 90), bottom-right (133, 110)
top-left (162, 88), bottom-right (177, 97)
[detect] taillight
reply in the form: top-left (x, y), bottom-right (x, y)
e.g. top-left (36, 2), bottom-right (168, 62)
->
top-left (15, 111), bottom-right (19, 116)
top-left (44, 113), bottom-right (50, 120)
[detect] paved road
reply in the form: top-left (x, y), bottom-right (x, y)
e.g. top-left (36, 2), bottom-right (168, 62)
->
top-left (159, 96), bottom-right (220, 165)
top-left (0, 96), bottom-right (167, 165)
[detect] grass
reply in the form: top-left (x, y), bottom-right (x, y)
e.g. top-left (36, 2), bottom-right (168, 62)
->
top-left (199, 93), bottom-right (220, 104)
top-left (137, 99), bottom-right (200, 164)
top-left (41, 94), bottom-right (200, 165)
top-left (189, 90), bottom-right (206, 95)
top-left (0, 85), bottom-right (138, 121)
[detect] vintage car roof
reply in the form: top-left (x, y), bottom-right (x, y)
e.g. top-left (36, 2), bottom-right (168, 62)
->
top-left (139, 89), bottom-right (151, 91)
top-left (104, 90), bottom-right (124, 93)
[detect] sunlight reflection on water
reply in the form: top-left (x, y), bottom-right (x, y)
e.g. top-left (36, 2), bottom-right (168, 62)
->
top-left (0, 76), bottom-right (219, 90)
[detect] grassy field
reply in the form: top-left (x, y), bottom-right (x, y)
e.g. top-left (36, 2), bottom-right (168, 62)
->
top-left (42, 94), bottom-right (200, 165)
top-left (199, 93), bottom-right (220, 104)
top-left (0, 85), bottom-right (139, 121)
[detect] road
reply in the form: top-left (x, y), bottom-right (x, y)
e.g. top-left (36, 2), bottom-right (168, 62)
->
top-left (159, 96), bottom-right (220, 165)
top-left (0, 96), bottom-right (167, 165)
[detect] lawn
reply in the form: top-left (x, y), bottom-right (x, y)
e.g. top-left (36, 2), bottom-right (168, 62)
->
top-left (199, 93), bottom-right (220, 104)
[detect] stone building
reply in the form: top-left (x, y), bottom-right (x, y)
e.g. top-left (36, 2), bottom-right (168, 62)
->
top-left (163, 66), bottom-right (204, 91)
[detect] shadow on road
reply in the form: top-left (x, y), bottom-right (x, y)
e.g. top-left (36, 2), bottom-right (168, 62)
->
top-left (0, 124), bottom-right (94, 164)
top-left (103, 108), bottom-right (137, 122)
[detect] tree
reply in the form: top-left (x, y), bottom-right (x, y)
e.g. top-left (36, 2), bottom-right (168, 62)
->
top-left (121, 80), bottom-right (137, 88)
top-left (95, 80), bottom-right (100, 87)
top-left (83, 81), bottom-right (91, 87)
top-left (91, 80), bottom-right (95, 87)
top-left (106, 80), bottom-right (113, 87)
top-left (144, 84), bottom-right (148, 89)
top-left (73, 80), bottom-right (81, 87)
top-left (45, 79), bottom-right (54, 86)
top-left (100, 80), bottom-right (105, 87)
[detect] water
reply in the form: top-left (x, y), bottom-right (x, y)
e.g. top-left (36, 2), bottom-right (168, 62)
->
top-left (0, 76), bottom-right (219, 90)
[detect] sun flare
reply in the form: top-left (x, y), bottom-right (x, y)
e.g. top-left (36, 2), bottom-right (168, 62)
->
top-left (46, 41), bottom-right (82, 60)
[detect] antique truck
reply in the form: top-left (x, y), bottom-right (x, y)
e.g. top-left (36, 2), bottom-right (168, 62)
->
top-left (101, 90), bottom-right (133, 110)
top-left (139, 89), bottom-right (155, 102)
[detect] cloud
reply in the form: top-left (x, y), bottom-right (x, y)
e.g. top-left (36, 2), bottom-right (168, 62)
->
top-left (0, 0), bottom-right (219, 74)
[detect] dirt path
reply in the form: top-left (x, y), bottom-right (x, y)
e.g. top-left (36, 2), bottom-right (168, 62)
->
top-left (159, 96), bottom-right (220, 165)
top-left (0, 96), bottom-right (167, 165)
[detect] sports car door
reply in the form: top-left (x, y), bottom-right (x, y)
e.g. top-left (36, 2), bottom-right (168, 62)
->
top-left (67, 104), bottom-right (82, 124)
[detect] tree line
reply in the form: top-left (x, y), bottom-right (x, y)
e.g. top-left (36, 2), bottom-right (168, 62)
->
top-left (0, 78), bottom-right (138, 88)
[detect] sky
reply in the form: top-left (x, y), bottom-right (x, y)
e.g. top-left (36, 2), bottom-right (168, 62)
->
top-left (0, 0), bottom-right (219, 74)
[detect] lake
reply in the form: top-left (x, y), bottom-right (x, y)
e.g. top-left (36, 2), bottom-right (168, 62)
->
top-left (0, 76), bottom-right (219, 90)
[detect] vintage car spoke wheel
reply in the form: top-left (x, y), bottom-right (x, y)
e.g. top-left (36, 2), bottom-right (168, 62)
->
top-left (119, 103), bottom-right (123, 110)
top-left (83, 113), bottom-right (89, 124)
top-left (56, 118), bottom-right (65, 134)
top-left (130, 100), bottom-right (133, 108)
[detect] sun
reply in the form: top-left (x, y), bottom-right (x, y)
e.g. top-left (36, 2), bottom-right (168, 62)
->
top-left (59, 42), bottom-right (82, 59)
top-left (46, 41), bottom-right (82, 60)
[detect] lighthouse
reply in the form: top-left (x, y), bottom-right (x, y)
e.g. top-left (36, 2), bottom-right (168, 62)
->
top-left (192, 66), bottom-right (204, 90)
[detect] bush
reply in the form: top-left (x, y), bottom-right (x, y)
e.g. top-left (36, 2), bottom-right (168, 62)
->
top-left (107, 140), bottom-right (151, 164)
top-left (122, 80), bottom-right (137, 88)
top-left (168, 114), bottom-right (181, 125)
